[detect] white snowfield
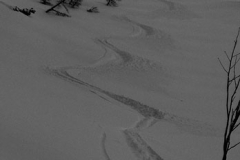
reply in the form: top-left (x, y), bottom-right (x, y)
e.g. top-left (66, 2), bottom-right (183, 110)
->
top-left (0, 0), bottom-right (240, 160)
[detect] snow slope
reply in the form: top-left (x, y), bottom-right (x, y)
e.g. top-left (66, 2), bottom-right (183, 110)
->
top-left (0, 0), bottom-right (240, 160)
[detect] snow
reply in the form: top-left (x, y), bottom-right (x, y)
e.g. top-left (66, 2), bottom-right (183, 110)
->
top-left (0, 0), bottom-right (240, 160)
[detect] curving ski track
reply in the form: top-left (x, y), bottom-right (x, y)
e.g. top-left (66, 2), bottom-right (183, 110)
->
top-left (91, 37), bottom-right (160, 72)
top-left (123, 129), bottom-right (164, 160)
top-left (114, 15), bottom-right (174, 42)
top-left (75, 17), bottom-right (175, 94)
top-left (45, 65), bottom-right (222, 160)
top-left (44, 15), bottom-right (220, 159)
top-left (122, 117), bottom-right (163, 160)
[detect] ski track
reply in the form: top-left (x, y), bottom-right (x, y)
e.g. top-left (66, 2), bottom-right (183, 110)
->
top-left (44, 66), bottom-right (223, 134)
top-left (122, 117), bottom-right (163, 160)
top-left (89, 15), bottom-right (170, 74)
top-left (153, 0), bottom-right (200, 20)
top-left (90, 37), bottom-right (160, 72)
top-left (76, 16), bottom-right (174, 94)
top-left (114, 15), bottom-right (174, 42)
top-left (43, 14), bottom-right (218, 160)
top-left (101, 133), bottom-right (111, 160)
top-left (44, 66), bottom-right (167, 159)
top-left (116, 15), bottom-right (158, 37)
top-left (133, 117), bottom-right (159, 131)
top-left (44, 66), bottom-right (223, 160)
top-left (123, 129), bottom-right (164, 160)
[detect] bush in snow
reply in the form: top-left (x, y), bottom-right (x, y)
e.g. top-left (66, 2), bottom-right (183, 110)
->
top-left (106, 0), bottom-right (118, 7)
top-left (12, 6), bottom-right (36, 16)
top-left (87, 7), bottom-right (99, 13)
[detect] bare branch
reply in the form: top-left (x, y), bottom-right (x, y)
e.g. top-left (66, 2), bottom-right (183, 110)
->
top-left (228, 28), bottom-right (240, 74)
top-left (218, 58), bottom-right (228, 73)
top-left (233, 52), bottom-right (240, 57)
top-left (237, 57), bottom-right (240, 63)
top-left (62, 3), bottom-right (69, 13)
top-left (233, 56), bottom-right (239, 86)
top-left (228, 141), bottom-right (240, 150)
top-left (46, 0), bottom-right (66, 13)
top-left (229, 77), bottom-right (240, 105)
top-left (233, 122), bottom-right (240, 131)
top-left (236, 100), bottom-right (240, 112)
top-left (233, 101), bottom-right (240, 131)
top-left (230, 28), bottom-right (240, 58)
top-left (221, 27), bottom-right (240, 160)
top-left (224, 51), bottom-right (230, 61)
top-left (229, 75), bottom-right (240, 83)
top-left (230, 110), bottom-right (235, 122)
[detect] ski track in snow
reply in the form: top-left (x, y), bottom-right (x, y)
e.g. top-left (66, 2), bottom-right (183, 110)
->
top-left (123, 129), bottom-right (164, 160)
top-left (117, 0), bottom-right (199, 20)
top-left (86, 15), bottom-right (174, 74)
top-left (75, 16), bottom-right (175, 94)
top-left (44, 15), bottom-right (221, 160)
top-left (153, 0), bottom-right (200, 20)
top-left (114, 15), bottom-right (174, 44)
top-left (114, 15), bottom-right (159, 37)
top-left (101, 133), bottom-right (111, 160)
top-left (44, 65), bottom-right (223, 159)
top-left (91, 37), bottom-right (160, 72)
top-left (122, 117), bottom-right (163, 160)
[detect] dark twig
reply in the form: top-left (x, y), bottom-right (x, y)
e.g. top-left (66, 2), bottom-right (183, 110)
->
top-left (46, 0), bottom-right (66, 13)
top-left (228, 142), bottom-right (240, 151)
top-left (218, 58), bottom-right (228, 73)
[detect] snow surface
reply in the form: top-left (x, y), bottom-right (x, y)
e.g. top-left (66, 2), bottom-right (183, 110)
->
top-left (0, 0), bottom-right (240, 160)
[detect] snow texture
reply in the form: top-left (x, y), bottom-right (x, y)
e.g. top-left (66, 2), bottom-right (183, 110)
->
top-left (0, 0), bottom-right (240, 160)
